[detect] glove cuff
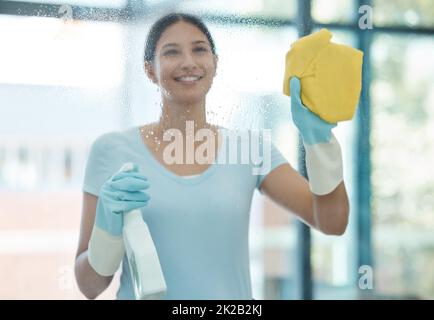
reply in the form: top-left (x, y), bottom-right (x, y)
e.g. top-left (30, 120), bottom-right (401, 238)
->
top-left (304, 133), bottom-right (343, 195)
top-left (88, 225), bottom-right (125, 276)
top-left (301, 125), bottom-right (335, 145)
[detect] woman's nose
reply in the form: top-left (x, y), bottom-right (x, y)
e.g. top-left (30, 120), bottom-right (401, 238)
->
top-left (180, 52), bottom-right (197, 69)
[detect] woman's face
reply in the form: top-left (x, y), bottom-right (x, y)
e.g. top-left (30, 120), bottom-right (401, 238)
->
top-left (145, 21), bottom-right (218, 106)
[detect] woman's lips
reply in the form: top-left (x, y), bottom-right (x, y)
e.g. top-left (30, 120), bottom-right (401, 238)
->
top-left (174, 75), bottom-right (203, 84)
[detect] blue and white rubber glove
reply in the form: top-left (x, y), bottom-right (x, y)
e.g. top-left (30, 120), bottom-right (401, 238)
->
top-left (290, 77), bottom-right (343, 195)
top-left (88, 163), bottom-right (150, 276)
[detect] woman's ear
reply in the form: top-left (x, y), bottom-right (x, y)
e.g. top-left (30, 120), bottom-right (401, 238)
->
top-left (213, 54), bottom-right (218, 76)
top-left (144, 61), bottom-right (158, 84)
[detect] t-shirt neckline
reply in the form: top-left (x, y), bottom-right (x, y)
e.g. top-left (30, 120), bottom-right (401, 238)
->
top-left (132, 125), bottom-right (225, 185)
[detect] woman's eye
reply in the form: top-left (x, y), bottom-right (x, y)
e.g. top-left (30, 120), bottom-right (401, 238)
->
top-left (194, 47), bottom-right (208, 53)
top-left (164, 49), bottom-right (178, 56)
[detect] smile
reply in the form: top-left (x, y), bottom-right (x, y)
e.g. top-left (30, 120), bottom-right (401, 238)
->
top-left (174, 76), bottom-right (203, 83)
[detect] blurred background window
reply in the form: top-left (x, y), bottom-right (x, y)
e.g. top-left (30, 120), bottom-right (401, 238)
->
top-left (373, 0), bottom-right (434, 28)
top-left (0, 0), bottom-right (433, 299)
top-left (371, 33), bottom-right (434, 298)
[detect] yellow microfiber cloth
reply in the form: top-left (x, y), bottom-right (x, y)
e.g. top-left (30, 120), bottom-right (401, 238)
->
top-left (283, 28), bottom-right (363, 123)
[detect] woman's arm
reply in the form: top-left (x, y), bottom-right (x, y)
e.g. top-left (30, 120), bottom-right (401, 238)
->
top-left (259, 163), bottom-right (349, 235)
top-left (74, 192), bottom-right (114, 299)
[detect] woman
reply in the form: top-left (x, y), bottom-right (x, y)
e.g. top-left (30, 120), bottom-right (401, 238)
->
top-left (74, 13), bottom-right (349, 300)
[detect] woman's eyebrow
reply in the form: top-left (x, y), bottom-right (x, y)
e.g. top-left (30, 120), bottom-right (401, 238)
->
top-left (192, 40), bottom-right (208, 45)
top-left (161, 43), bottom-right (179, 49)
top-left (161, 40), bottom-right (209, 50)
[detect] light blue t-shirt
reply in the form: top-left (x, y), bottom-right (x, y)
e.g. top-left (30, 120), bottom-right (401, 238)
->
top-left (82, 126), bottom-right (288, 299)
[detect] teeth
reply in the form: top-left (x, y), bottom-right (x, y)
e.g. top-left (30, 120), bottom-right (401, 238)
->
top-left (176, 76), bottom-right (201, 82)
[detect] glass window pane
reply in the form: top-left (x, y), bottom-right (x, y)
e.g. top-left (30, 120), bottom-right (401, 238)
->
top-left (0, 15), bottom-right (127, 299)
top-left (371, 34), bottom-right (434, 298)
top-left (5, 0), bottom-right (128, 8)
top-left (373, 0), bottom-right (434, 28)
top-left (177, 0), bottom-right (296, 19)
top-left (0, 15), bottom-right (124, 87)
top-left (312, 0), bottom-right (356, 24)
top-left (1, 7), bottom-right (302, 299)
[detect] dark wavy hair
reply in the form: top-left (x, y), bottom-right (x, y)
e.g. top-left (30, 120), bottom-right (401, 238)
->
top-left (144, 13), bottom-right (217, 63)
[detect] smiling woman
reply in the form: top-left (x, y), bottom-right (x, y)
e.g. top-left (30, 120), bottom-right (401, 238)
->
top-left (74, 11), bottom-right (349, 301)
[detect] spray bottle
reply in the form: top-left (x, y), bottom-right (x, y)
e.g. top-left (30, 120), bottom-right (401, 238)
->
top-left (120, 162), bottom-right (167, 300)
